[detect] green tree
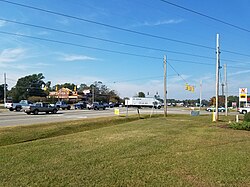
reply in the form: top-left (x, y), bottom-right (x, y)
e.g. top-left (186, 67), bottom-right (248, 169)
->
top-left (137, 92), bottom-right (145, 98)
top-left (227, 95), bottom-right (239, 107)
top-left (52, 83), bottom-right (76, 91)
top-left (9, 73), bottom-right (47, 102)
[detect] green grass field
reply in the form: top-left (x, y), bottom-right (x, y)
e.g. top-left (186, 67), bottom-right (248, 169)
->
top-left (1, 115), bottom-right (249, 186)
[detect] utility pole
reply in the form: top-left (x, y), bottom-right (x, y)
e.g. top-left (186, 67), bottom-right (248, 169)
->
top-left (164, 55), bottom-right (167, 117)
top-left (199, 80), bottom-right (202, 111)
top-left (92, 86), bottom-right (95, 103)
top-left (4, 73), bottom-right (6, 105)
top-left (215, 34), bottom-right (220, 121)
top-left (224, 64), bottom-right (228, 116)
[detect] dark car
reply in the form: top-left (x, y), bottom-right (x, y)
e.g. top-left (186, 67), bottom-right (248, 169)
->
top-left (74, 101), bottom-right (87, 109)
top-left (87, 102), bottom-right (106, 110)
top-left (55, 101), bottom-right (71, 110)
top-left (24, 102), bottom-right (57, 115)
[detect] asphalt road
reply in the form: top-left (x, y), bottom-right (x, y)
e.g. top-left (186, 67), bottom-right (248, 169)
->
top-left (0, 107), bottom-right (239, 127)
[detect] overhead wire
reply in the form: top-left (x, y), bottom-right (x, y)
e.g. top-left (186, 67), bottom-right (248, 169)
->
top-left (3, 18), bottom-right (249, 64)
top-left (0, 18), bottom-right (216, 60)
top-left (159, 0), bottom-right (250, 34)
top-left (0, 31), bottom-right (162, 60)
top-left (0, 0), bottom-right (215, 50)
top-left (0, 1), bottom-right (249, 59)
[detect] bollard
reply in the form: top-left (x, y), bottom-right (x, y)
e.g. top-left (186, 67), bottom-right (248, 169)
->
top-left (236, 115), bottom-right (239, 123)
top-left (212, 111), bottom-right (216, 122)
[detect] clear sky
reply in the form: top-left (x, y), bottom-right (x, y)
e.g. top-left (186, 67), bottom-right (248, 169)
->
top-left (0, 0), bottom-right (250, 100)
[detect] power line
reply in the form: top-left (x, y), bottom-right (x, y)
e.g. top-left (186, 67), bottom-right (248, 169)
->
top-left (167, 61), bottom-right (188, 83)
top-left (2, 18), bottom-right (249, 64)
top-left (0, 0), bottom-right (215, 50)
top-left (1, 2), bottom-right (249, 59)
top-left (2, 30), bottom-right (250, 73)
top-left (0, 18), bottom-right (216, 60)
top-left (0, 31), bottom-right (162, 60)
top-left (159, 0), bottom-right (250, 33)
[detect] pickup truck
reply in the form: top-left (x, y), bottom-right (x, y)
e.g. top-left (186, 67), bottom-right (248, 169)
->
top-left (74, 101), bottom-right (87, 109)
top-left (55, 101), bottom-right (71, 110)
top-left (237, 107), bottom-right (250, 114)
top-left (87, 102), bottom-right (106, 110)
top-left (24, 102), bottom-right (58, 115)
top-left (6, 100), bottom-right (33, 111)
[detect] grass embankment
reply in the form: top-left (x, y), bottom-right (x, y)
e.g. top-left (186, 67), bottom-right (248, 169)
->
top-left (1, 114), bottom-right (250, 186)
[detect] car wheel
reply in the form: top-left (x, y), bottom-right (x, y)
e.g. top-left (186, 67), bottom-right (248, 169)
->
top-left (9, 108), bottom-right (13, 111)
top-left (208, 109), bottom-right (211, 112)
top-left (16, 107), bottom-right (21, 112)
top-left (242, 110), bottom-right (247, 114)
top-left (67, 106), bottom-right (71, 110)
top-left (103, 107), bottom-right (105, 110)
top-left (46, 111), bottom-right (49, 114)
top-left (62, 108), bottom-right (65, 110)
top-left (34, 110), bottom-right (39, 115)
top-left (53, 109), bottom-right (57, 114)
top-left (26, 112), bottom-right (31, 115)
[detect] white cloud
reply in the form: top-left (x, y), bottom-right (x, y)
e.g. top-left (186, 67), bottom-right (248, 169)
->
top-left (132, 19), bottom-right (184, 27)
top-left (0, 48), bottom-right (26, 63)
top-left (61, 54), bottom-right (97, 61)
top-left (0, 20), bottom-right (6, 27)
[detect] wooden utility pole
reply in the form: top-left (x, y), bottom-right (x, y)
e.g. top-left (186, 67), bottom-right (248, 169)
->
top-left (199, 80), bottom-right (202, 111)
top-left (215, 34), bottom-right (220, 121)
top-left (224, 64), bottom-right (228, 116)
top-left (4, 73), bottom-right (6, 105)
top-left (164, 55), bottom-right (167, 117)
top-left (92, 86), bottom-right (95, 103)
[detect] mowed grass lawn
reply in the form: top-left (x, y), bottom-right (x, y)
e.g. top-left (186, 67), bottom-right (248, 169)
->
top-left (0, 115), bottom-right (250, 186)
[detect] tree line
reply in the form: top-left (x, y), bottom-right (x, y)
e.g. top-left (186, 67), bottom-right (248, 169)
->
top-left (0, 73), bottom-right (122, 103)
top-left (0, 73), bottom-right (241, 106)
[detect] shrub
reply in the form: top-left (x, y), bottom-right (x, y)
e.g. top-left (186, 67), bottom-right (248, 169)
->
top-left (244, 112), bottom-right (250, 122)
top-left (229, 122), bottom-right (250, 131)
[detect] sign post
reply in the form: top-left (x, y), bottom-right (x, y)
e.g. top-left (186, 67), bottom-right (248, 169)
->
top-left (239, 88), bottom-right (247, 107)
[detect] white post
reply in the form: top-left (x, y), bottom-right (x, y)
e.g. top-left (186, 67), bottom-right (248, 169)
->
top-left (215, 34), bottom-right (220, 121)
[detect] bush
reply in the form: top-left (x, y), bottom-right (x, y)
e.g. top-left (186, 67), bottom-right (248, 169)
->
top-left (244, 112), bottom-right (250, 122)
top-left (229, 122), bottom-right (250, 131)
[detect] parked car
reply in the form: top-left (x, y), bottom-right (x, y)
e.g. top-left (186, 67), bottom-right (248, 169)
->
top-left (74, 101), bottom-right (87, 109)
top-left (237, 107), bottom-right (250, 114)
top-left (87, 102), bottom-right (106, 110)
top-left (55, 101), bottom-right (71, 110)
top-left (6, 100), bottom-right (33, 111)
top-left (24, 102), bottom-right (58, 115)
top-left (206, 106), bottom-right (226, 112)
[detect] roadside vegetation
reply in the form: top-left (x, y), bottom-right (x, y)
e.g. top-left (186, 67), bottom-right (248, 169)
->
top-left (1, 114), bottom-right (249, 186)
top-left (229, 112), bottom-right (250, 131)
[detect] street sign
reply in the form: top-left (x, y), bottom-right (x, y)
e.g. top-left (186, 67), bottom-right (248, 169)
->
top-left (239, 88), bottom-right (247, 102)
